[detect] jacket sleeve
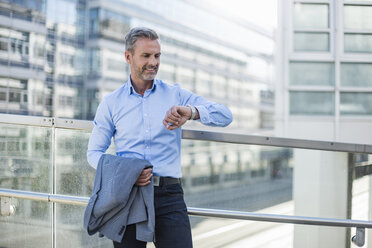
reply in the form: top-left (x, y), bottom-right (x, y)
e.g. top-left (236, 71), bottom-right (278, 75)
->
top-left (87, 98), bottom-right (115, 169)
top-left (178, 86), bottom-right (233, 127)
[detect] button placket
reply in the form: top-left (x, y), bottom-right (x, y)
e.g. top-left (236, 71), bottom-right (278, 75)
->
top-left (143, 97), bottom-right (151, 158)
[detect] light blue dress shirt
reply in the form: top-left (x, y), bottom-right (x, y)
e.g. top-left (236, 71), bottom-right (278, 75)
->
top-left (87, 77), bottom-right (233, 178)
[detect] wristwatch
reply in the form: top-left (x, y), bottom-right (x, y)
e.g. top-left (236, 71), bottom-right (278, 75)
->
top-left (186, 104), bottom-right (196, 120)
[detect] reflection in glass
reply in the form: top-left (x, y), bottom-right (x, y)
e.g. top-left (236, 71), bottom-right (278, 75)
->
top-left (294, 32), bottom-right (329, 52)
top-left (0, 199), bottom-right (51, 248)
top-left (290, 62), bottom-right (334, 86)
top-left (344, 33), bottom-right (372, 53)
top-left (341, 92), bottom-right (372, 115)
top-left (0, 124), bottom-right (51, 192)
top-left (182, 140), bottom-right (293, 212)
top-left (56, 203), bottom-right (112, 247)
top-left (341, 63), bottom-right (372, 87)
top-left (294, 3), bottom-right (329, 29)
top-left (55, 129), bottom-right (115, 197)
top-left (290, 91), bottom-right (334, 115)
top-left (344, 5), bottom-right (372, 30)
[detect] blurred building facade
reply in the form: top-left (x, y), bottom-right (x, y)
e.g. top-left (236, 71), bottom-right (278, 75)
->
top-left (0, 0), bottom-right (276, 133)
top-left (276, 0), bottom-right (372, 144)
top-left (277, 1), bottom-right (372, 247)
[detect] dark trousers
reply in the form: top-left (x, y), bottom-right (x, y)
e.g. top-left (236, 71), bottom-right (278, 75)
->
top-left (113, 183), bottom-right (193, 248)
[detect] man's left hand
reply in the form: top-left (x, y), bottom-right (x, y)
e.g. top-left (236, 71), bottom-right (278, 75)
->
top-left (163, 105), bottom-right (191, 130)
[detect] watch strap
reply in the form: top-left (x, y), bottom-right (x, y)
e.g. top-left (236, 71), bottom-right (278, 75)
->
top-left (186, 104), bottom-right (196, 120)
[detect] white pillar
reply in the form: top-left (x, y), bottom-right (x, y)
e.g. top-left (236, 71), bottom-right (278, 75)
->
top-left (293, 150), bottom-right (348, 248)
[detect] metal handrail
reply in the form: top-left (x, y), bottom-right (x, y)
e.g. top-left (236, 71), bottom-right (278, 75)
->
top-left (1, 188), bottom-right (372, 229)
top-left (0, 113), bottom-right (371, 154)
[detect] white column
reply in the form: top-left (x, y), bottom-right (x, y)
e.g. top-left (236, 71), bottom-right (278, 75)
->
top-left (293, 150), bottom-right (348, 248)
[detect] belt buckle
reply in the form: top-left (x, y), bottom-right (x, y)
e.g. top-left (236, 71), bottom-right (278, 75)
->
top-left (153, 176), bottom-right (160, 186)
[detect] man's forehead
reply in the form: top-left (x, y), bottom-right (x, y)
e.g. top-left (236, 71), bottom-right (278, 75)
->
top-left (134, 38), bottom-right (161, 49)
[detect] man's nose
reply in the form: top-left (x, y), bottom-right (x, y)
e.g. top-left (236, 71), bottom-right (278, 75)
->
top-left (148, 56), bottom-right (158, 66)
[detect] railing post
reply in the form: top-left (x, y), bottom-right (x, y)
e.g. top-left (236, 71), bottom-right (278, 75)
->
top-left (352, 227), bottom-right (365, 247)
top-left (346, 153), bottom-right (355, 248)
top-left (51, 118), bottom-right (56, 248)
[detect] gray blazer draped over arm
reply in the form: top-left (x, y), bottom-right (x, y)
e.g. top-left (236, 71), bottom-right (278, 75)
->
top-left (84, 154), bottom-right (155, 242)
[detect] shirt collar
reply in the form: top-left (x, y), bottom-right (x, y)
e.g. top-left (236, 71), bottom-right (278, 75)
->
top-left (126, 75), bottom-right (158, 95)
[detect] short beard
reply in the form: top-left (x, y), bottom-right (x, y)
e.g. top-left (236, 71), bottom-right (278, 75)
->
top-left (141, 66), bottom-right (158, 80)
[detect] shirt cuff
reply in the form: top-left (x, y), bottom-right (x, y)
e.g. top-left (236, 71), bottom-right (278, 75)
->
top-left (195, 105), bottom-right (210, 124)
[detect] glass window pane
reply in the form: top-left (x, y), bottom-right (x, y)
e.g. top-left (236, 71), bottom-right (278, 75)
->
top-left (9, 92), bottom-right (21, 102)
top-left (294, 3), bottom-right (329, 29)
top-left (344, 34), bottom-right (372, 53)
top-left (0, 91), bottom-right (6, 101)
top-left (341, 63), bottom-right (372, 87)
top-left (290, 62), bottom-right (334, 86)
top-left (344, 5), bottom-right (372, 30)
top-left (340, 92), bottom-right (372, 115)
top-left (294, 32), bottom-right (329, 52)
top-left (290, 92), bottom-right (334, 115)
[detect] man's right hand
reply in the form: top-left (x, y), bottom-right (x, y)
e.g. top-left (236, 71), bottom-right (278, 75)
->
top-left (135, 168), bottom-right (153, 186)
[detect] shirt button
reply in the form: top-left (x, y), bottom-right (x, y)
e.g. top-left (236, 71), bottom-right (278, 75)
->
top-left (146, 130), bottom-right (149, 133)
top-left (146, 146), bottom-right (149, 149)
top-left (144, 114), bottom-right (148, 117)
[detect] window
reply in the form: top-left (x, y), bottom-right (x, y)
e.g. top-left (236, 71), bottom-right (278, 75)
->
top-left (290, 91), bottom-right (334, 115)
top-left (344, 4), bottom-right (372, 53)
top-left (34, 44), bottom-right (44, 58)
top-left (60, 53), bottom-right (74, 67)
top-left (106, 58), bottom-right (125, 72)
top-left (0, 38), bottom-right (8, 51)
top-left (89, 49), bottom-right (100, 72)
top-left (293, 3), bottom-right (330, 53)
top-left (294, 3), bottom-right (329, 29)
top-left (294, 32), bottom-right (329, 52)
top-left (344, 5), bottom-right (372, 30)
top-left (341, 63), bottom-right (372, 87)
top-left (0, 91), bottom-right (6, 101)
top-left (89, 8), bottom-right (130, 41)
top-left (9, 92), bottom-right (21, 102)
top-left (344, 34), bottom-right (372, 53)
top-left (290, 62), bottom-right (334, 86)
top-left (341, 93), bottom-right (372, 115)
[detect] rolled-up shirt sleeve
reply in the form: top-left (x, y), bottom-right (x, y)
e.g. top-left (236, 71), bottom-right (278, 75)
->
top-left (178, 86), bottom-right (233, 127)
top-left (87, 98), bottom-right (115, 169)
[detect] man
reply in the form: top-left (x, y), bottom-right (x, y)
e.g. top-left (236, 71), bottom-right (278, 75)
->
top-left (87, 27), bottom-right (233, 248)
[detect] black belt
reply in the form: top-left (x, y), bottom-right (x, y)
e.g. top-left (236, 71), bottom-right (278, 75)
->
top-left (153, 176), bottom-right (181, 187)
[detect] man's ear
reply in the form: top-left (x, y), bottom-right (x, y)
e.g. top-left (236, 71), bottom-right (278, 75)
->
top-left (125, 50), bottom-right (131, 64)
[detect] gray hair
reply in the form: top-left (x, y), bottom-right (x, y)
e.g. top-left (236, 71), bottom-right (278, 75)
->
top-left (124, 27), bottom-right (159, 53)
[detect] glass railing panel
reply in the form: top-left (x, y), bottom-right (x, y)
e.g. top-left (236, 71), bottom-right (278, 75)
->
top-left (55, 128), bottom-right (115, 197)
top-left (190, 216), bottom-right (293, 248)
top-left (56, 203), bottom-right (112, 248)
top-left (181, 140), bottom-right (293, 212)
top-left (0, 123), bottom-right (52, 192)
top-left (351, 153), bottom-right (372, 242)
top-left (0, 199), bottom-right (51, 248)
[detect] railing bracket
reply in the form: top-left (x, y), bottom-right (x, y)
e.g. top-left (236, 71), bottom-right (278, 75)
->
top-left (1, 197), bottom-right (16, 216)
top-left (352, 227), bottom-right (365, 247)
